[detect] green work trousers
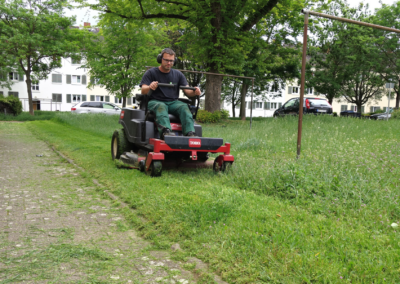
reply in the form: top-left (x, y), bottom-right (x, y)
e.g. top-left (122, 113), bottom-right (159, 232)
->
top-left (148, 99), bottom-right (195, 135)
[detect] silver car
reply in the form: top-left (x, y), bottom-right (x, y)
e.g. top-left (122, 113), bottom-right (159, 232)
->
top-left (370, 108), bottom-right (394, 120)
top-left (71, 101), bottom-right (121, 115)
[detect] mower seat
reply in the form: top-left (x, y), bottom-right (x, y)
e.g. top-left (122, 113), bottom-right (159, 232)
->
top-left (147, 112), bottom-right (181, 123)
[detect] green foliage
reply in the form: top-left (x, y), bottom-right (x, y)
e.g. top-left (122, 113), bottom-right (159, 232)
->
top-left (219, 109), bottom-right (229, 119)
top-left (0, 95), bottom-right (22, 116)
top-left (196, 109), bottom-right (226, 123)
top-left (90, 0), bottom-right (311, 112)
top-left (308, 1), bottom-right (385, 108)
top-left (83, 19), bottom-right (161, 107)
top-left (391, 109), bottom-right (400, 119)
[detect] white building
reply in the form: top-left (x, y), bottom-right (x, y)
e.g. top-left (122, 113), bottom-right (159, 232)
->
top-left (0, 57), bottom-right (89, 112)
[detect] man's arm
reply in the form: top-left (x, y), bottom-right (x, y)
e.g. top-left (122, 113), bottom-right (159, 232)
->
top-left (141, 81), bottom-right (159, 95)
top-left (183, 86), bottom-right (201, 97)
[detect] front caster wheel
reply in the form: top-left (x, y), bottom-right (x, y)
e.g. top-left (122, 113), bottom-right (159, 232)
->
top-left (213, 160), bottom-right (232, 173)
top-left (148, 161), bottom-right (162, 177)
top-left (139, 160), bottom-right (145, 172)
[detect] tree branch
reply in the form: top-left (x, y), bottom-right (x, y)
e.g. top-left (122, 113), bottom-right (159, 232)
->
top-left (154, 0), bottom-right (189, 7)
top-left (240, 0), bottom-right (279, 32)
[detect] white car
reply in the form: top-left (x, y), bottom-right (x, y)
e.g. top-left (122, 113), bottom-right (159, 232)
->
top-left (71, 101), bottom-right (121, 115)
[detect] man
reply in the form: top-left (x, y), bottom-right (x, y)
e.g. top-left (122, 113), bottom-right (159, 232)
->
top-left (140, 48), bottom-right (201, 139)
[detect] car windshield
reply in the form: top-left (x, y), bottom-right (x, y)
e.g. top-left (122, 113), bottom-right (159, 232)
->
top-left (309, 99), bottom-right (329, 107)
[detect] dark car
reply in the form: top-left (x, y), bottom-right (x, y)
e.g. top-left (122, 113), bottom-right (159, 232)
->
top-left (340, 110), bottom-right (361, 118)
top-left (273, 97), bottom-right (332, 117)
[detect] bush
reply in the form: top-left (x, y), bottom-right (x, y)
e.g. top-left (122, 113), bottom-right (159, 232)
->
top-left (392, 109), bottom-right (400, 119)
top-left (0, 95), bottom-right (23, 116)
top-left (196, 109), bottom-right (229, 123)
top-left (220, 109), bottom-right (230, 119)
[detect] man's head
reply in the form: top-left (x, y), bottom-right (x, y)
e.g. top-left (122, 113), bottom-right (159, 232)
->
top-left (157, 48), bottom-right (176, 72)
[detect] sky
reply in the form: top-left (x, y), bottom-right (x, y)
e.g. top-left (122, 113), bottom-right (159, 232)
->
top-left (65, 0), bottom-right (397, 27)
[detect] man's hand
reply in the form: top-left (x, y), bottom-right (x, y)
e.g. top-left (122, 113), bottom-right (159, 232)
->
top-left (150, 81), bottom-right (158, 90)
top-left (194, 87), bottom-right (201, 96)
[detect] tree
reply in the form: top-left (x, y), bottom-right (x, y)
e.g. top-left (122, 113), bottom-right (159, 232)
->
top-left (221, 77), bottom-right (241, 117)
top-left (373, 1), bottom-right (400, 109)
top-left (0, 0), bottom-right (83, 115)
top-left (307, 2), bottom-right (385, 112)
top-left (88, 0), bottom-right (307, 113)
top-left (83, 18), bottom-right (159, 107)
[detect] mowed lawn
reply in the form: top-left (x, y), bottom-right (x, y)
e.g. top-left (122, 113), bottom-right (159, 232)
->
top-left (25, 113), bottom-right (400, 283)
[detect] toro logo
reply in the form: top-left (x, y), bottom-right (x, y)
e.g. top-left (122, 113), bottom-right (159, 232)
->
top-left (120, 111), bottom-right (125, 119)
top-left (189, 139), bottom-right (201, 148)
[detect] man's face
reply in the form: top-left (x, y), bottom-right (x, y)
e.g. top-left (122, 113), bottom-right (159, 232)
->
top-left (161, 53), bottom-right (175, 71)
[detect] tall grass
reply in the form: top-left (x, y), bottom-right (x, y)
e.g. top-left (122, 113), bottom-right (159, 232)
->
top-left (28, 113), bottom-right (400, 283)
top-left (0, 110), bottom-right (58, 121)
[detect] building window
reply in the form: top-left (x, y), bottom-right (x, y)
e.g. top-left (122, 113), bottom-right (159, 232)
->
top-left (255, 102), bottom-right (262, 109)
top-left (8, 91), bottom-right (19, 98)
top-left (72, 75), bottom-right (81, 84)
top-left (305, 88), bottom-right (313, 94)
top-left (32, 83), bottom-right (39, 91)
top-left (9, 72), bottom-right (23, 81)
top-left (71, 58), bottom-right (81, 64)
top-left (73, 94), bottom-right (82, 103)
top-left (52, 93), bottom-right (62, 102)
top-left (288, 86), bottom-right (299, 94)
top-left (271, 102), bottom-right (277, 109)
top-left (264, 102), bottom-right (270, 110)
top-left (351, 105), bottom-right (357, 112)
top-left (96, 95), bottom-right (104, 102)
top-left (341, 105), bottom-right (347, 112)
top-left (52, 74), bottom-right (62, 83)
top-left (370, 106), bottom-right (380, 113)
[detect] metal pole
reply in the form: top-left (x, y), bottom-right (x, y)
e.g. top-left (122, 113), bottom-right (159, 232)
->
top-left (297, 12), bottom-right (309, 159)
top-left (387, 88), bottom-right (391, 121)
top-left (302, 9), bottom-right (400, 34)
top-left (250, 79), bottom-right (254, 129)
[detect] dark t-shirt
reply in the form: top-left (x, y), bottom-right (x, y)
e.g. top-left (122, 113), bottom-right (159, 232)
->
top-left (139, 67), bottom-right (188, 102)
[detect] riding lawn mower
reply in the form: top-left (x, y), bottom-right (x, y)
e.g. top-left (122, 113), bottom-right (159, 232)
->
top-left (111, 83), bottom-right (234, 177)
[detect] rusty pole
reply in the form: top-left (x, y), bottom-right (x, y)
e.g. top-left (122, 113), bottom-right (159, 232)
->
top-left (250, 79), bottom-right (254, 129)
top-left (302, 9), bottom-right (400, 33)
top-left (297, 11), bottom-right (309, 159)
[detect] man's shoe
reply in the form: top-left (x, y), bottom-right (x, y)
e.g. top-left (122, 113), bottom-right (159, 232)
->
top-left (162, 129), bottom-right (175, 140)
top-left (186, 131), bottom-right (196, 137)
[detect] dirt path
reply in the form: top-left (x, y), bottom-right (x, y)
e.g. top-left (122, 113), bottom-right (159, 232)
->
top-left (0, 122), bottom-right (223, 284)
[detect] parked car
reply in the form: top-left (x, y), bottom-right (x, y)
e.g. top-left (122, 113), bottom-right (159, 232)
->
top-left (340, 110), bottom-right (361, 118)
top-left (369, 108), bottom-right (394, 120)
top-left (71, 101), bottom-right (122, 115)
top-left (273, 97), bottom-right (332, 117)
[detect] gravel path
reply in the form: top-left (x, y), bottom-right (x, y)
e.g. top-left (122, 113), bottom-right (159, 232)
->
top-left (0, 122), bottom-right (219, 284)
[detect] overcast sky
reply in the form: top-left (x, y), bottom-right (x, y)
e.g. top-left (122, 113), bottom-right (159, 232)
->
top-left (65, 0), bottom-right (397, 27)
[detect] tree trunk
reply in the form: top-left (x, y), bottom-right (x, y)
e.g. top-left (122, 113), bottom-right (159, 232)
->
top-left (356, 102), bottom-right (362, 115)
top-left (25, 72), bottom-right (34, 116)
top-left (204, 73), bottom-right (223, 113)
top-left (122, 96), bottom-right (126, 108)
top-left (232, 100), bottom-right (235, 118)
top-left (396, 91), bottom-right (399, 109)
top-left (240, 83), bottom-right (248, 120)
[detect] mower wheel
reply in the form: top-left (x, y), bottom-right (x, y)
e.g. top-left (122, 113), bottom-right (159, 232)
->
top-left (139, 160), bottom-right (145, 172)
top-left (111, 129), bottom-right (131, 160)
top-left (213, 160), bottom-right (232, 173)
top-left (149, 161), bottom-right (162, 177)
